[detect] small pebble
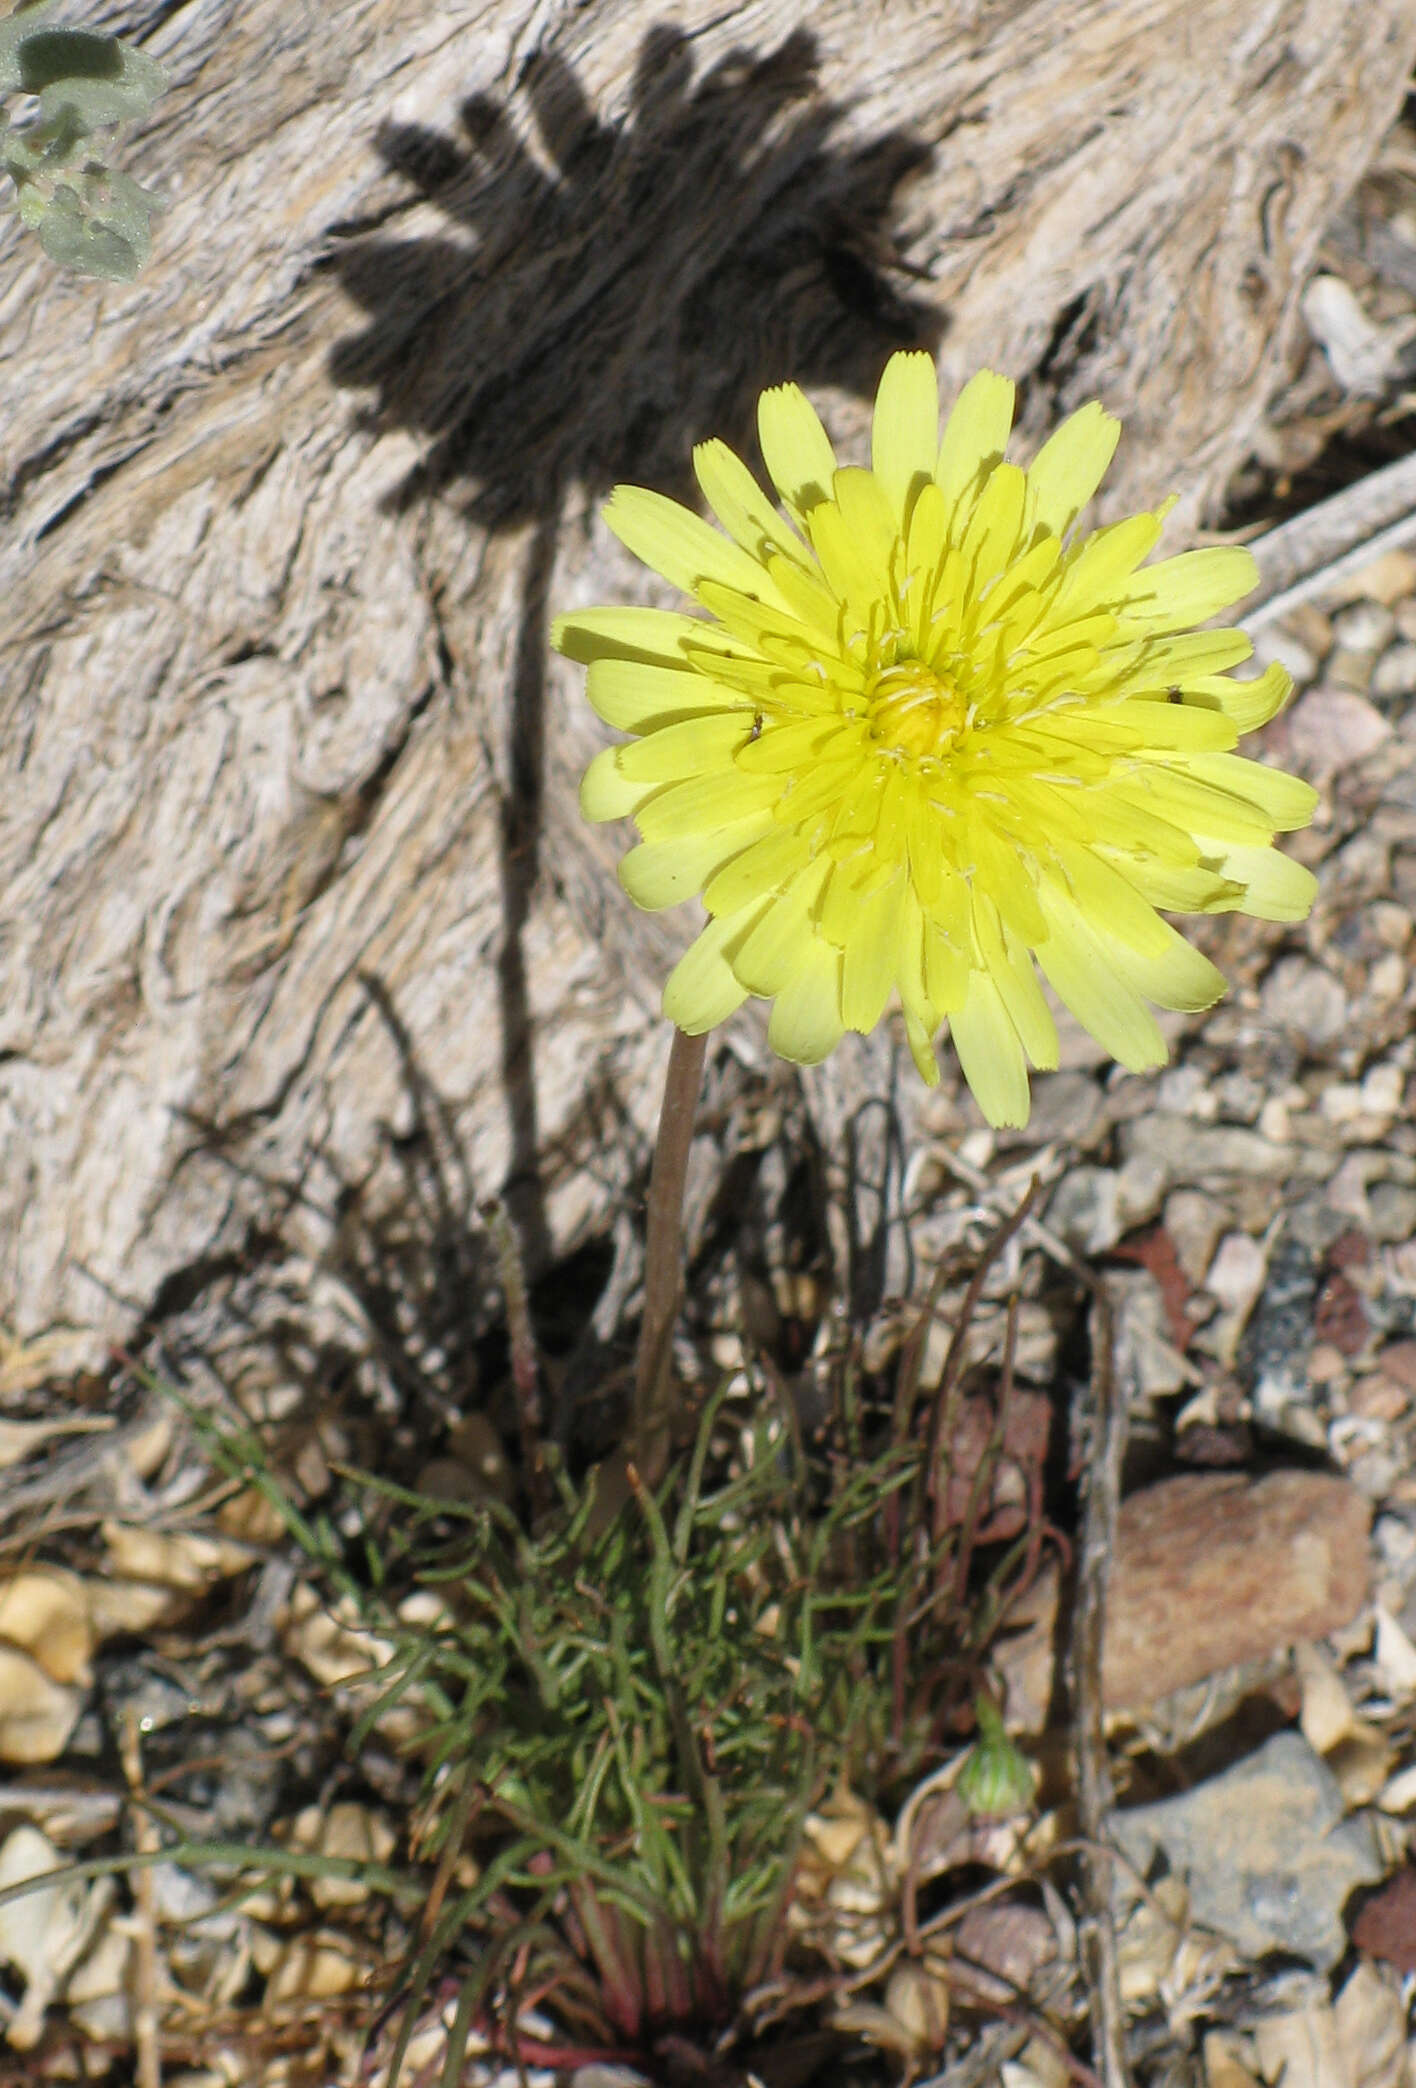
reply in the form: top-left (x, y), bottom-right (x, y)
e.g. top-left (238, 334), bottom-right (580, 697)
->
top-left (1213, 1070), bottom-right (1265, 1124)
top-left (1351, 1376), bottom-right (1410, 1423)
top-left (1371, 901), bottom-right (1413, 950)
top-left (1155, 1061), bottom-right (1217, 1119)
top-left (1396, 595), bottom-right (1416, 642)
top-left (1164, 1189), bottom-right (1227, 1288)
top-left (1285, 687), bottom-right (1392, 772)
top-left (1306, 1342), bottom-right (1349, 1385)
top-left (1334, 547), bottom-right (1416, 605)
top-left (1373, 641), bottom-right (1416, 702)
top-left (1347, 1448), bottom-right (1403, 1501)
top-left (1206, 1231), bottom-right (1268, 1315)
top-left (1374, 1513), bottom-right (1416, 1572)
top-left (1375, 1340), bottom-right (1416, 1395)
top-left (1258, 1095), bottom-right (1295, 1143)
top-left (1254, 627), bottom-right (1318, 685)
top-left (1319, 1082), bottom-right (1366, 1125)
top-left (1286, 601), bottom-right (1334, 657)
top-left (1369, 1182), bottom-right (1416, 1245)
top-left (1047, 1166), bottom-right (1122, 1255)
top-left (1260, 958), bottom-right (1348, 1048)
top-left (1370, 952), bottom-right (1407, 1002)
top-left (1363, 1061), bottom-right (1406, 1114)
top-left (1325, 648), bottom-right (1378, 693)
top-left (1331, 599), bottom-right (1397, 653)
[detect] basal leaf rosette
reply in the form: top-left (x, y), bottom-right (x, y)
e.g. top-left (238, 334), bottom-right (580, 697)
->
top-left (553, 354), bottom-right (1316, 1128)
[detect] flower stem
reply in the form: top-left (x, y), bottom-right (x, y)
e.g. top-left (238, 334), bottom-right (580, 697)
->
top-left (634, 1025), bottom-right (707, 1487)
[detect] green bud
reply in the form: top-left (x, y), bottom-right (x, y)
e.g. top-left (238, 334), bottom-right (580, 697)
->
top-left (956, 1695), bottom-right (1035, 1818)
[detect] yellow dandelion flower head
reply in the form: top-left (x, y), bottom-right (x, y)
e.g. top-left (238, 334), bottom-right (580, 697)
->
top-left (552, 353), bottom-right (1317, 1128)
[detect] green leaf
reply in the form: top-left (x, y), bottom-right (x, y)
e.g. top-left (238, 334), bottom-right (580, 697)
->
top-left (27, 164), bottom-right (160, 279)
top-left (18, 29), bottom-right (166, 126)
top-left (34, 183), bottom-right (140, 276)
top-left (0, 2), bottom-right (58, 92)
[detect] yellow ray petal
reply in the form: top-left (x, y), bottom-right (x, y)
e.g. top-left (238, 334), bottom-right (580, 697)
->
top-left (757, 382), bottom-right (838, 520)
top-left (693, 437), bottom-right (816, 573)
top-left (1051, 511), bottom-right (1166, 616)
top-left (924, 920), bottom-right (969, 1009)
top-left (960, 461), bottom-right (1027, 602)
top-left (831, 466), bottom-right (902, 575)
top-left (580, 746), bottom-right (653, 823)
top-left (1178, 752), bottom-right (1318, 831)
top-left (554, 604), bottom-right (731, 667)
top-left (1056, 841), bottom-right (1202, 957)
top-left (736, 715), bottom-right (857, 775)
top-left (768, 935), bottom-right (846, 1064)
top-left (872, 350), bottom-right (940, 525)
top-left (587, 655), bottom-right (749, 732)
top-left (936, 370), bottom-right (1015, 521)
top-left (730, 860), bottom-right (831, 995)
top-left (633, 769), bottom-right (782, 841)
top-left (663, 911), bottom-right (757, 1031)
top-left (1125, 628), bottom-right (1253, 685)
top-left (949, 970), bottom-right (1032, 1127)
top-left (1118, 544), bottom-right (1258, 625)
top-left (1186, 663), bottom-right (1292, 732)
top-left (614, 711), bottom-right (754, 782)
top-left (973, 895), bottom-right (1058, 1069)
top-left (840, 875), bottom-right (905, 1032)
top-left (703, 826), bottom-right (814, 914)
top-left (1033, 884), bottom-right (1167, 1071)
top-left (605, 484), bottom-right (788, 610)
top-left (1094, 916), bottom-right (1226, 1012)
top-left (621, 820), bottom-right (772, 908)
top-left (903, 1005), bottom-right (942, 1084)
top-left (1111, 767), bottom-right (1277, 848)
top-left (1023, 402), bottom-right (1120, 542)
top-left (1208, 842), bottom-right (1318, 922)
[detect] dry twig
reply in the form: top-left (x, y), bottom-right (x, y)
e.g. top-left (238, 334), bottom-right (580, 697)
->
top-left (1244, 444), bottom-right (1416, 627)
top-left (120, 1711), bottom-right (163, 2088)
top-left (1071, 1284), bottom-right (1131, 2088)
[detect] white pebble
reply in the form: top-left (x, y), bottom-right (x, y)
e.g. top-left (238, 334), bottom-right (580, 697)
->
top-left (1331, 600), bottom-right (1396, 652)
top-left (1205, 1230), bottom-right (1268, 1315)
top-left (1252, 628), bottom-right (1318, 685)
top-left (1319, 1082), bottom-right (1366, 1124)
top-left (1373, 641), bottom-right (1416, 701)
top-left (1360, 1062), bottom-right (1405, 1119)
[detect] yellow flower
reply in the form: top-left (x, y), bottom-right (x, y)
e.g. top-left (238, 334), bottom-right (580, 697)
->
top-left (553, 354), bottom-right (1317, 1127)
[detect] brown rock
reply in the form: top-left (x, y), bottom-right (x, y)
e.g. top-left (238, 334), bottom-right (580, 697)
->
top-left (1374, 1341), bottom-right (1416, 1396)
top-left (1348, 1374), bottom-right (1409, 1422)
top-left (997, 1471), bottom-right (1370, 1726)
top-left (1313, 1269), bottom-right (1370, 1359)
top-left (951, 1900), bottom-right (1056, 2004)
top-left (1350, 1865), bottom-right (1416, 1974)
top-left (1104, 1473), bottom-right (1370, 1709)
top-left (1286, 687), bottom-right (1393, 775)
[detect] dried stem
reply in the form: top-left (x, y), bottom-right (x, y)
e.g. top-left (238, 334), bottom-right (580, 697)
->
top-left (120, 1711), bottom-right (162, 2088)
top-left (633, 1024), bottom-right (707, 1488)
top-left (483, 1197), bottom-right (551, 1522)
top-left (1072, 1281), bottom-right (1132, 2088)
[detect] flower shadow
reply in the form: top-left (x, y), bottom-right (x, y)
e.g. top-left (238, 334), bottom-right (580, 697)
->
top-left (324, 25), bottom-right (942, 1269)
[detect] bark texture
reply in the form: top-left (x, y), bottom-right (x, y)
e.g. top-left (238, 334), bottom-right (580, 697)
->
top-left (3, 0), bottom-right (1414, 1376)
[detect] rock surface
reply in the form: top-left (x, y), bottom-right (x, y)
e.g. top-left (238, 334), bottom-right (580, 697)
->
top-left (999, 1471), bottom-right (1370, 1726)
top-left (1111, 1732), bottom-right (1382, 1970)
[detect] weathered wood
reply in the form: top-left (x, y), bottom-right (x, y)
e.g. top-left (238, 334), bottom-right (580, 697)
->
top-left (2, 0), bottom-right (1413, 1374)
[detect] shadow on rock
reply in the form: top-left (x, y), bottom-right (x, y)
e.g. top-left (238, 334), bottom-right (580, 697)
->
top-left (323, 23), bottom-right (942, 1280)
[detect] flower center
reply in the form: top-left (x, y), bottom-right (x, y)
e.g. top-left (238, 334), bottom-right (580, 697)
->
top-left (865, 661), bottom-right (968, 761)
